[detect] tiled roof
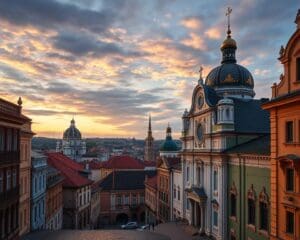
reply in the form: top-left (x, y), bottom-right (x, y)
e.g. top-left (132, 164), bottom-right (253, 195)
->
top-left (46, 152), bottom-right (92, 188)
top-left (145, 175), bottom-right (157, 189)
top-left (223, 135), bottom-right (270, 155)
top-left (99, 170), bottom-right (156, 191)
top-left (99, 155), bottom-right (145, 170)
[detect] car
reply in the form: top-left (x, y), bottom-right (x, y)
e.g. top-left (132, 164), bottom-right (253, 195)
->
top-left (137, 224), bottom-right (150, 231)
top-left (121, 221), bottom-right (138, 229)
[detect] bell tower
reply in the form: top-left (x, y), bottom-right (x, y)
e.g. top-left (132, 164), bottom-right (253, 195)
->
top-left (144, 115), bottom-right (155, 161)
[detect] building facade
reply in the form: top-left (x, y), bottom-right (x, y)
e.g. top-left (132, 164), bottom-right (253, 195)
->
top-left (181, 16), bottom-right (270, 239)
top-left (31, 151), bottom-right (47, 231)
top-left (56, 119), bottom-right (86, 162)
top-left (262, 10), bottom-right (300, 240)
top-left (19, 111), bottom-right (34, 236)
top-left (99, 170), bottom-right (155, 225)
top-left (144, 115), bottom-right (155, 161)
top-left (145, 175), bottom-right (158, 225)
top-left (47, 152), bottom-right (92, 229)
top-left (45, 166), bottom-right (63, 231)
top-left (0, 97), bottom-right (28, 240)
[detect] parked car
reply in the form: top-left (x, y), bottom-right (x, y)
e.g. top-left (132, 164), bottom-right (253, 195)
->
top-left (137, 224), bottom-right (149, 231)
top-left (121, 221), bottom-right (138, 229)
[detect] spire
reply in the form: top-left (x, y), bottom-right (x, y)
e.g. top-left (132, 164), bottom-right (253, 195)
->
top-left (71, 117), bottom-right (75, 126)
top-left (198, 65), bottom-right (204, 85)
top-left (148, 114), bottom-right (152, 132)
top-left (166, 123), bottom-right (172, 138)
top-left (221, 6), bottom-right (237, 64)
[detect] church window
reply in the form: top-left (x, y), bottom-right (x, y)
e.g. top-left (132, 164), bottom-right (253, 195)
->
top-left (213, 210), bottom-right (218, 227)
top-left (213, 169), bottom-right (218, 191)
top-left (247, 184), bottom-right (256, 225)
top-left (297, 57), bottom-right (300, 81)
top-left (230, 182), bottom-right (237, 219)
top-left (173, 185), bottom-right (176, 199)
top-left (259, 187), bottom-right (269, 231)
top-left (286, 168), bottom-right (294, 191)
top-left (286, 211), bottom-right (294, 234)
top-left (286, 121), bottom-right (294, 143)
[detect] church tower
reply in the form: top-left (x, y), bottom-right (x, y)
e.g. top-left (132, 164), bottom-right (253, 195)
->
top-left (144, 115), bottom-right (155, 161)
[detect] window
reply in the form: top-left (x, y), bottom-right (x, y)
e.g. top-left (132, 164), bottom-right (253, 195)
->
top-left (140, 194), bottom-right (144, 203)
top-left (117, 195), bottom-right (122, 205)
top-left (13, 130), bottom-right (18, 151)
top-left (131, 194), bottom-right (137, 205)
top-left (0, 127), bottom-right (4, 151)
top-left (213, 169), bottom-right (218, 191)
top-left (173, 186), bottom-right (176, 199)
top-left (286, 168), bottom-right (294, 191)
top-left (213, 210), bottom-right (218, 227)
top-left (6, 129), bottom-right (12, 151)
top-left (297, 57), bottom-right (300, 81)
top-left (0, 171), bottom-right (3, 193)
top-left (197, 167), bottom-right (201, 185)
top-left (178, 188), bottom-right (180, 201)
top-left (124, 195), bottom-right (129, 205)
top-left (248, 199), bottom-right (255, 225)
top-left (12, 169), bottom-right (16, 188)
top-left (286, 121), bottom-right (294, 143)
top-left (286, 211), bottom-right (294, 234)
top-left (230, 194), bottom-right (236, 217)
top-left (186, 198), bottom-right (190, 210)
top-left (247, 184), bottom-right (256, 225)
top-left (259, 202), bottom-right (268, 230)
top-left (186, 166), bottom-right (189, 181)
top-left (6, 170), bottom-right (11, 190)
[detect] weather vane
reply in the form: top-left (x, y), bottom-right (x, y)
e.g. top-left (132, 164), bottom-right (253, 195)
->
top-left (226, 7), bottom-right (232, 36)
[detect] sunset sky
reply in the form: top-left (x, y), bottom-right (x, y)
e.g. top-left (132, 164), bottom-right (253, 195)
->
top-left (0, 0), bottom-right (298, 139)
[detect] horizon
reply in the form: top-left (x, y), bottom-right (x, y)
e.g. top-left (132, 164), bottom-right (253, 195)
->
top-left (0, 0), bottom-right (298, 139)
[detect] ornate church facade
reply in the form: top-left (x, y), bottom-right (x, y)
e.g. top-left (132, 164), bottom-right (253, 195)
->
top-left (181, 9), bottom-right (270, 240)
top-left (56, 119), bottom-right (86, 162)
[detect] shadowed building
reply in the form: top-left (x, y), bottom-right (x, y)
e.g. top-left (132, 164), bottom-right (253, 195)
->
top-left (99, 170), bottom-right (155, 225)
top-left (262, 9), bottom-right (300, 240)
top-left (0, 97), bottom-right (29, 240)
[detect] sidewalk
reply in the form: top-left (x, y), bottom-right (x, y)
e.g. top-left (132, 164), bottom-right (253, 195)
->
top-left (153, 222), bottom-right (211, 240)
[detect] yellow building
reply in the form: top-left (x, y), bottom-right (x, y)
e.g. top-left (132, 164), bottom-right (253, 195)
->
top-left (19, 117), bottom-right (34, 236)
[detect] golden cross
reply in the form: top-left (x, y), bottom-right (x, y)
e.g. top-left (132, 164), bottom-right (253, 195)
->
top-left (226, 7), bottom-right (232, 34)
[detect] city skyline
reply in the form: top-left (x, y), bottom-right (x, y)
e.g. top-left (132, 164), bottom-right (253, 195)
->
top-left (0, 0), bottom-right (298, 138)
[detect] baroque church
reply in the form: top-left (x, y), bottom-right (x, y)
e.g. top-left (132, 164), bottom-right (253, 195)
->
top-left (56, 118), bottom-right (86, 162)
top-left (181, 9), bottom-right (271, 240)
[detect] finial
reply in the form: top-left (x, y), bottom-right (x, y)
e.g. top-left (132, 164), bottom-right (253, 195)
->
top-left (17, 97), bottom-right (22, 106)
top-left (279, 45), bottom-right (285, 57)
top-left (198, 65), bottom-right (204, 85)
top-left (226, 7), bottom-right (232, 37)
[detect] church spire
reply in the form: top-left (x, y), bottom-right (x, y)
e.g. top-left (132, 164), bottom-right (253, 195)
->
top-left (144, 114), bottom-right (155, 161)
top-left (148, 114), bottom-right (152, 133)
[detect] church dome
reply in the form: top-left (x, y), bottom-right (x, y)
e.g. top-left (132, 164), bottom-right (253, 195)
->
top-left (205, 27), bottom-right (255, 98)
top-left (160, 124), bottom-right (179, 152)
top-left (63, 119), bottom-right (82, 140)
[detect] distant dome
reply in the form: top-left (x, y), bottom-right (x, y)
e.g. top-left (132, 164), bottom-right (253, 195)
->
top-left (160, 124), bottom-right (179, 152)
top-left (63, 119), bottom-right (82, 140)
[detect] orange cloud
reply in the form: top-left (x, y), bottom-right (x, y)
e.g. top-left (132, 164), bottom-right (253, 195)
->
top-left (205, 27), bottom-right (222, 39)
top-left (180, 17), bottom-right (202, 30)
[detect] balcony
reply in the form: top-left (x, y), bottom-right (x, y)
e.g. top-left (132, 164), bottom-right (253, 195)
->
top-left (0, 186), bottom-right (20, 208)
top-left (0, 151), bottom-right (20, 165)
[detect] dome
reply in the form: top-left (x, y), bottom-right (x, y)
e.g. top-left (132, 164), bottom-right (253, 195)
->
top-left (160, 124), bottom-right (179, 152)
top-left (204, 28), bottom-right (255, 98)
top-left (63, 119), bottom-right (82, 140)
top-left (206, 63), bottom-right (254, 89)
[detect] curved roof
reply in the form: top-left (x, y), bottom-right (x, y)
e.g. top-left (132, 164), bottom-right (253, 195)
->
top-left (63, 119), bottom-right (82, 140)
top-left (159, 125), bottom-right (179, 152)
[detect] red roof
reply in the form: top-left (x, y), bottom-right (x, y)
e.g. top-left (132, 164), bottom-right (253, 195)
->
top-left (145, 175), bottom-right (157, 189)
top-left (46, 152), bottom-right (92, 188)
top-left (80, 160), bottom-right (102, 170)
top-left (99, 155), bottom-right (145, 170)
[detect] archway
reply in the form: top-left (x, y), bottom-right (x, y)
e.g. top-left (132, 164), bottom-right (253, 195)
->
top-left (116, 213), bottom-right (129, 224)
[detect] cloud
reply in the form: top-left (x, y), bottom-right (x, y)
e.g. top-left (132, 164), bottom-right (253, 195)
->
top-left (180, 17), bottom-right (203, 30)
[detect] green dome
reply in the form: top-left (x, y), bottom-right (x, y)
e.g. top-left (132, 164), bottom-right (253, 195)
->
top-left (159, 124), bottom-right (179, 152)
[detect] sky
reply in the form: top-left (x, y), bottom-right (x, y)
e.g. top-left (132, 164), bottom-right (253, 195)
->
top-left (0, 0), bottom-right (298, 139)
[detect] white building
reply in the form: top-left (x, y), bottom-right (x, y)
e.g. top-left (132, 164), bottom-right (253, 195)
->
top-left (56, 118), bottom-right (86, 162)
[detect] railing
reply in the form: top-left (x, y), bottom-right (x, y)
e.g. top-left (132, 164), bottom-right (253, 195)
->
top-left (0, 151), bottom-right (20, 165)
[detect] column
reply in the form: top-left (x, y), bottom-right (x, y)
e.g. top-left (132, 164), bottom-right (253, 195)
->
top-left (200, 204), bottom-right (205, 233)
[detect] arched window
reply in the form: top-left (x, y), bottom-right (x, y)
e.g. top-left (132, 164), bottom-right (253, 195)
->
top-left (247, 184), bottom-right (256, 225)
top-left (226, 108), bottom-right (230, 120)
top-left (259, 187), bottom-right (269, 231)
top-left (230, 182), bottom-right (237, 219)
